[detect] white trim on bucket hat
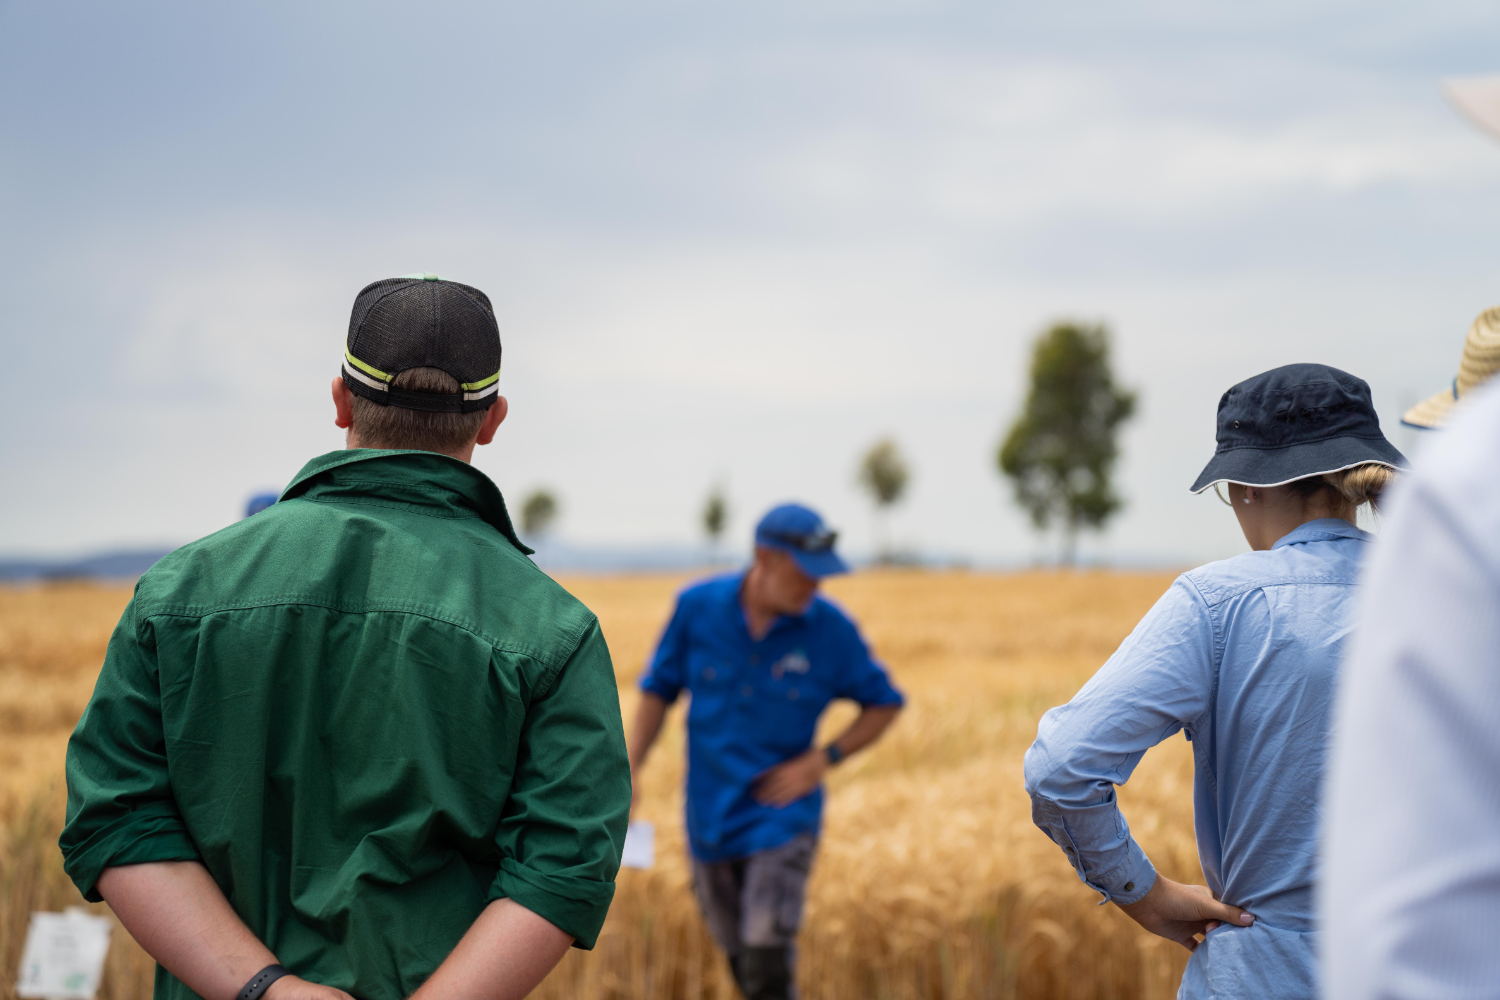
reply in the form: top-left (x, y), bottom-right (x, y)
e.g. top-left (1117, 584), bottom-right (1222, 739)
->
top-left (1402, 306), bottom-right (1500, 429)
top-left (1445, 75), bottom-right (1500, 140)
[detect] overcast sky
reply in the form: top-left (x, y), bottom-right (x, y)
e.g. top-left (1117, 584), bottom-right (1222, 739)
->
top-left (3, 0), bottom-right (1498, 566)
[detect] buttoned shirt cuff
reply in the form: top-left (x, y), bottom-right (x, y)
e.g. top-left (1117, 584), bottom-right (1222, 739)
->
top-left (488, 858), bottom-right (617, 950)
top-left (1082, 846), bottom-right (1157, 906)
top-left (1062, 834), bottom-right (1157, 906)
top-left (60, 804), bottom-right (201, 902)
top-left (1030, 795), bottom-right (1157, 906)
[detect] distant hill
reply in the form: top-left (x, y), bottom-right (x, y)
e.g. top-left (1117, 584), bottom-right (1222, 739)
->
top-left (0, 542), bottom-right (1153, 583)
top-left (0, 548), bottom-right (177, 583)
top-left (0, 542), bottom-right (720, 584)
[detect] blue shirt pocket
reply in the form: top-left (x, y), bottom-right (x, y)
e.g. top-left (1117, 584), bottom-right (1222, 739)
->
top-left (685, 650), bottom-right (735, 725)
top-left (689, 650), bottom-right (733, 690)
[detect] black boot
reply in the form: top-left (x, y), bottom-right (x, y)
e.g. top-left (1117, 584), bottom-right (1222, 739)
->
top-left (729, 953), bottom-right (749, 996)
top-left (737, 945), bottom-right (791, 1000)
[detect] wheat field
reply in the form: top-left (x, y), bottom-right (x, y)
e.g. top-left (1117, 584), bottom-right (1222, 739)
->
top-left (0, 569), bottom-right (1201, 1000)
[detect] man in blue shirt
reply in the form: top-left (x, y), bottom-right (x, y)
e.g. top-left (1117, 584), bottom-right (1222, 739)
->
top-left (629, 504), bottom-right (904, 1000)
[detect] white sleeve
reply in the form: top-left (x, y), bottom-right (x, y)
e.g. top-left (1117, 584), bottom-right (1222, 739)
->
top-left (1322, 386), bottom-right (1500, 1000)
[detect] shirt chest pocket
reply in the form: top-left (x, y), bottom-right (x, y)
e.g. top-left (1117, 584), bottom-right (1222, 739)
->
top-left (687, 649), bottom-right (734, 692)
top-left (766, 650), bottom-right (832, 704)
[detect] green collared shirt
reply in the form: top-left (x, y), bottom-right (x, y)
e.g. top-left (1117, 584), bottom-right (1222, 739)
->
top-left (60, 450), bottom-right (630, 1000)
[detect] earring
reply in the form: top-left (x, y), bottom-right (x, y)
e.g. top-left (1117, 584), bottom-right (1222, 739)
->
top-left (1242, 497), bottom-right (1251, 505)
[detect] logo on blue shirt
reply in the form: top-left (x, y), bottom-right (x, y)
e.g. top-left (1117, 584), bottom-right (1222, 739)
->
top-left (771, 650), bottom-right (811, 679)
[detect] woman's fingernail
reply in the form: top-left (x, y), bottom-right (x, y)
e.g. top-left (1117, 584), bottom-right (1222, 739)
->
top-left (1239, 913), bottom-right (1254, 925)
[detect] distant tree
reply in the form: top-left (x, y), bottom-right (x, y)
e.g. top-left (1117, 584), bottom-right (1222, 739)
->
top-left (520, 488), bottom-right (560, 538)
top-left (702, 486), bottom-right (728, 560)
top-left (998, 321), bottom-right (1136, 567)
top-left (858, 437), bottom-right (910, 562)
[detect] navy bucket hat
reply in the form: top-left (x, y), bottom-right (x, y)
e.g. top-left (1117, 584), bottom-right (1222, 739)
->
top-left (754, 504), bottom-right (850, 579)
top-left (1190, 364), bottom-right (1407, 493)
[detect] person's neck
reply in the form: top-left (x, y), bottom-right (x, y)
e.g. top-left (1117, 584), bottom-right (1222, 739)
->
top-left (346, 432), bottom-right (474, 464)
top-left (739, 566), bottom-right (778, 641)
top-left (1255, 508), bottom-right (1354, 551)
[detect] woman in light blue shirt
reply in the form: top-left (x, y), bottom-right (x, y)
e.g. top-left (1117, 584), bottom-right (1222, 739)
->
top-left (1024, 363), bottom-right (1405, 999)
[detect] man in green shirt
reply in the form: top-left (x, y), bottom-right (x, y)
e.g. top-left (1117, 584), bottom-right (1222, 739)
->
top-left (60, 274), bottom-right (631, 1000)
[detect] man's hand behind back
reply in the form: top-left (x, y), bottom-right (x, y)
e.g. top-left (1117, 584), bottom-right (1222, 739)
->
top-left (1117, 875), bottom-right (1254, 951)
top-left (266, 977), bottom-right (355, 1000)
top-left (752, 748), bottom-right (828, 807)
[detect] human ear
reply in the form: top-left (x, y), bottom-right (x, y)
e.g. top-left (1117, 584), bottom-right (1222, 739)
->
top-left (332, 377), bottom-right (354, 430)
top-left (474, 396), bottom-right (508, 447)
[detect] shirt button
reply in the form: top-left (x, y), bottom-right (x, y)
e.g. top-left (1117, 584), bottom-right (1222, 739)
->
top-left (740, 684), bottom-right (753, 697)
top-left (1123, 882), bottom-right (1135, 892)
top-left (1065, 846), bottom-right (1075, 854)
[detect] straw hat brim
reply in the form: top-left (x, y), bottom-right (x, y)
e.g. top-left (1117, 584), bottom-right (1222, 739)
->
top-left (1446, 75), bottom-right (1500, 139)
top-left (1402, 386), bottom-right (1457, 429)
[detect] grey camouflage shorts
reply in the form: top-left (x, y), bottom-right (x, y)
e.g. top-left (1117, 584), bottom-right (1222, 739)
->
top-left (690, 833), bottom-right (817, 954)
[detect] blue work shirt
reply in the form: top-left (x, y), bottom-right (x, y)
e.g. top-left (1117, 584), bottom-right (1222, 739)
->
top-left (1024, 519), bottom-right (1371, 999)
top-left (640, 572), bottom-right (904, 862)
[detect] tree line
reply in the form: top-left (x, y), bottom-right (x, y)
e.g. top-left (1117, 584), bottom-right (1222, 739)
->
top-left (517, 321), bottom-right (1135, 566)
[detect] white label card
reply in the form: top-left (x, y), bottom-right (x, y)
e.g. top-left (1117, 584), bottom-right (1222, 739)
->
top-left (16, 908), bottom-right (112, 1000)
top-left (621, 820), bottom-right (655, 870)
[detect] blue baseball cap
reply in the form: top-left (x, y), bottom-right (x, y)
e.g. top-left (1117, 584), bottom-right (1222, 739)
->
top-left (245, 492), bottom-right (279, 518)
top-left (754, 503), bottom-right (850, 579)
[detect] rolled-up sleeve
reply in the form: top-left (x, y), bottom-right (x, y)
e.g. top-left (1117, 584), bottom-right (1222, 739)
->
top-left (491, 620), bottom-right (630, 949)
top-left (833, 617), bottom-right (904, 708)
top-left (638, 594), bottom-right (690, 703)
top-left (1023, 577), bottom-right (1215, 905)
top-left (59, 600), bottom-right (200, 901)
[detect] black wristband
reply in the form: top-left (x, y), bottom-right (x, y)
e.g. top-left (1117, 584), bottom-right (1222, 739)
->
top-left (824, 743), bottom-right (845, 766)
top-left (237, 965), bottom-right (291, 1000)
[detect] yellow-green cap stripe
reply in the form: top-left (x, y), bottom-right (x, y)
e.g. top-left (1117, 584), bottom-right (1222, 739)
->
top-left (345, 349), bottom-right (393, 383)
top-left (460, 370), bottom-right (501, 391)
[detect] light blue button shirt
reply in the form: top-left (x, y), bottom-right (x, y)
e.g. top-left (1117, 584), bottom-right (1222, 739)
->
top-left (1025, 518), bottom-right (1372, 999)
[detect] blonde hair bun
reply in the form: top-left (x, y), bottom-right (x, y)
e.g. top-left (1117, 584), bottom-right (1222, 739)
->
top-left (1322, 464), bottom-right (1397, 510)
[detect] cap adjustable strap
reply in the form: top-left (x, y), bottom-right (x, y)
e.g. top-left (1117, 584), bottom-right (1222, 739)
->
top-left (386, 385), bottom-right (467, 412)
top-left (343, 352), bottom-right (501, 412)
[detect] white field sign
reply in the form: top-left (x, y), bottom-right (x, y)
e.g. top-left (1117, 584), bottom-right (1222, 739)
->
top-left (15, 909), bottom-right (112, 1000)
top-left (621, 820), bottom-right (655, 870)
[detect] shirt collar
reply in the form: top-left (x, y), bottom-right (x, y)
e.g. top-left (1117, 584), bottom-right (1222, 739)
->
top-left (731, 569), bottom-right (811, 639)
top-left (279, 449), bottom-right (532, 555)
top-left (1271, 517), bottom-right (1371, 550)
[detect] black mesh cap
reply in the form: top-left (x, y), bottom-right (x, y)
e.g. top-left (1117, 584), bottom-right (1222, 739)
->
top-left (342, 273), bottom-right (502, 413)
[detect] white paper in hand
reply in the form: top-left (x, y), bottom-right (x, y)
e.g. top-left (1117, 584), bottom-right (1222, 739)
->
top-left (621, 819), bottom-right (655, 870)
top-left (16, 908), bottom-right (112, 1000)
